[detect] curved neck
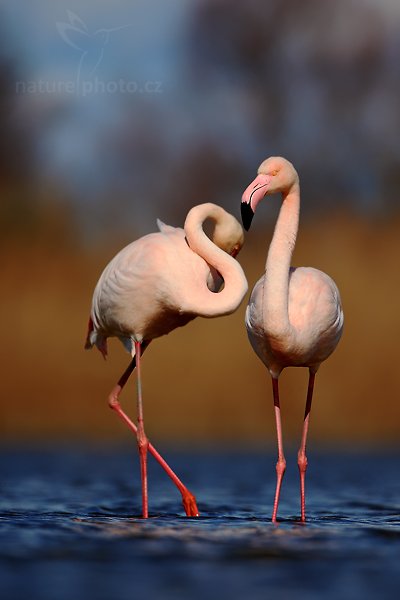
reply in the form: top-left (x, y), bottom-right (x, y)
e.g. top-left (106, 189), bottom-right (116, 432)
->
top-left (183, 203), bottom-right (248, 317)
top-left (264, 185), bottom-right (300, 333)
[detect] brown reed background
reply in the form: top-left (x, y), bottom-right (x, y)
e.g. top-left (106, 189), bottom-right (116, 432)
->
top-left (2, 202), bottom-right (399, 447)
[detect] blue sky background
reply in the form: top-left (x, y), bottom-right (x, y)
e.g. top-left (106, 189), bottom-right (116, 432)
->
top-left (1, 0), bottom-right (400, 235)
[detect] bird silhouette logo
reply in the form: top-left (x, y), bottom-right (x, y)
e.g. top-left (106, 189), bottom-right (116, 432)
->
top-left (56, 10), bottom-right (130, 89)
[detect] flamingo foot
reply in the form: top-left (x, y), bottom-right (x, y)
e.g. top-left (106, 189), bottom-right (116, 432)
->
top-left (181, 490), bottom-right (199, 517)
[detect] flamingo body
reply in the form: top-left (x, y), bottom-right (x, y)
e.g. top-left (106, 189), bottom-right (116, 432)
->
top-left (86, 203), bottom-right (248, 518)
top-left (246, 266), bottom-right (343, 378)
top-left (241, 156), bottom-right (343, 522)
top-left (88, 222), bottom-right (198, 354)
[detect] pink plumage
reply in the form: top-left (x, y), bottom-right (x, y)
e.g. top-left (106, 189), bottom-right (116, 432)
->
top-left (86, 203), bottom-right (248, 518)
top-left (241, 156), bottom-right (343, 522)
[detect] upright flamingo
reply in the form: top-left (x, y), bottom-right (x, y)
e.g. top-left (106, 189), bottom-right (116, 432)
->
top-left (85, 203), bottom-right (248, 518)
top-left (241, 157), bottom-right (343, 522)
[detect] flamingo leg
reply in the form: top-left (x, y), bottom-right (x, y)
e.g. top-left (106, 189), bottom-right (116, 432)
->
top-left (271, 376), bottom-right (286, 523)
top-left (133, 341), bottom-right (149, 518)
top-left (297, 370), bottom-right (315, 522)
top-left (108, 353), bottom-right (199, 517)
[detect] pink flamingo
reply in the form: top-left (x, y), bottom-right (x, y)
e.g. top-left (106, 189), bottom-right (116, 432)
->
top-left (241, 157), bottom-right (343, 522)
top-left (85, 202), bottom-right (248, 518)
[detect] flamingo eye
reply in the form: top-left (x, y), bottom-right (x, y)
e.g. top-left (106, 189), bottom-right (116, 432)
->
top-left (271, 170), bottom-right (278, 176)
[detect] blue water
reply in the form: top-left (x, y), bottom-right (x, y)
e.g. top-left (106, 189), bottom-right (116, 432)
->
top-left (1, 447), bottom-right (400, 600)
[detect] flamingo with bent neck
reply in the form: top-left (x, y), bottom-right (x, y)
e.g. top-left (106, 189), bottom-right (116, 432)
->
top-left (85, 202), bottom-right (248, 518)
top-left (241, 157), bottom-right (343, 522)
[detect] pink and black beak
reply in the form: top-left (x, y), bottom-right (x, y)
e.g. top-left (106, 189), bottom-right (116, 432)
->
top-left (241, 174), bottom-right (271, 231)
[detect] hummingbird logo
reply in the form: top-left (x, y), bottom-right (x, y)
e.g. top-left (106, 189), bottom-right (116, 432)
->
top-left (56, 11), bottom-right (130, 89)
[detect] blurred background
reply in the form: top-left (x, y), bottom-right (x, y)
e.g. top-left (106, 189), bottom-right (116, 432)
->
top-left (1, 0), bottom-right (399, 448)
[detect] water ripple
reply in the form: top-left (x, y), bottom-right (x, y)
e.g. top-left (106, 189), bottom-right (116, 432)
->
top-left (1, 448), bottom-right (400, 600)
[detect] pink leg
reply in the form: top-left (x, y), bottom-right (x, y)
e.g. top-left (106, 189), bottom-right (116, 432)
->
top-left (108, 352), bottom-right (199, 517)
top-left (271, 377), bottom-right (286, 523)
top-left (134, 341), bottom-right (149, 518)
top-left (297, 370), bottom-right (315, 522)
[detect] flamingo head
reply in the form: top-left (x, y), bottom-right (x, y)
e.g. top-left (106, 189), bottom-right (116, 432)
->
top-left (241, 156), bottom-right (299, 231)
top-left (211, 210), bottom-right (244, 258)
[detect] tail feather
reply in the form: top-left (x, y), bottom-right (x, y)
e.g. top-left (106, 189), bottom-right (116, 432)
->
top-left (84, 317), bottom-right (94, 349)
top-left (84, 316), bottom-right (151, 366)
top-left (84, 317), bottom-right (108, 359)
